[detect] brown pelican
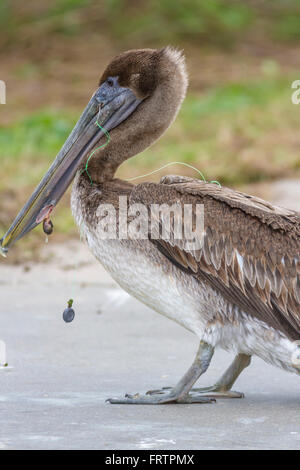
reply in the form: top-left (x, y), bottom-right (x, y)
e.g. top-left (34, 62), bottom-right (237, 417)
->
top-left (1, 47), bottom-right (300, 404)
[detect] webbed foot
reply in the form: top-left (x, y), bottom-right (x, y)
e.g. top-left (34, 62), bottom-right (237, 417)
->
top-left (106, 390), bottom-right (216, 405)
top-left (146, 385), bottom-right (244, 399)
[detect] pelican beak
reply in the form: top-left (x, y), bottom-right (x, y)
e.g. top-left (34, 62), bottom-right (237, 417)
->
top-left (1, 81), bottom-right (142, 255)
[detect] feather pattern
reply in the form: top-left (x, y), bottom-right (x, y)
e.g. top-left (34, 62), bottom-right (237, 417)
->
top-left (130, 176), bottom-right (300, 341)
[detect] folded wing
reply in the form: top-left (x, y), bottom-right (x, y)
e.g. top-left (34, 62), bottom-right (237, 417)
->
top-left (130, 175), bottom-right (300, 340)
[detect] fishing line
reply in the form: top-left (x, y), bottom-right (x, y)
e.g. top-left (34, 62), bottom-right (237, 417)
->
top-left (81, 119), bottom-right (220, 188)
top-left (63, 223), bottom-right (85, 323)
top-left (126, 161), bottom-right (221, 187)
top-left (82, 119), bottom-right (111, 186)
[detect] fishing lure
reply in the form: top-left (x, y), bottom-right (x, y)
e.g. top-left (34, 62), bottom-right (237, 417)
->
top-left (63, 299), bottom-right (75, 323)
top-left (43, 218), bottom-right (53, 235)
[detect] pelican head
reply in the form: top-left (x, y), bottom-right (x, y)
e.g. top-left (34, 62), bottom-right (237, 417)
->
top-left (1, 47), bottom-right (187, 254)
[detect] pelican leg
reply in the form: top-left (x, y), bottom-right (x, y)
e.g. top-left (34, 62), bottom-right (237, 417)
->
top-left (149, 353), bottom-right (251, 399)
top-left (107, 341), bottom-right (216, 404)
top-left (192, 353), bottom-right (251, 398)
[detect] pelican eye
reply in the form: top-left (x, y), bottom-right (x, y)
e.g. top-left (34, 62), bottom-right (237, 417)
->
top-left (106, 77), bottom-right (114, 87)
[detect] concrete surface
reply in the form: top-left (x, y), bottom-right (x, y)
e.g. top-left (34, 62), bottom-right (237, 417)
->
top-left (0, 179), bottom-right (300, 450)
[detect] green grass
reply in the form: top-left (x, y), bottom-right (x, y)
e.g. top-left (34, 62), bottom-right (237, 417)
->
top-left (2, 0), bottom-right (300, 46)
top-left (0, 110), bottom-right (78, 250)
top-left (105, 0), bottom-right (253, 45)
top-left (0, 110), bottom-right (76, 190)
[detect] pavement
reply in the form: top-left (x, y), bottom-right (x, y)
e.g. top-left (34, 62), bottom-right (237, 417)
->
top-left (0, 179), bottom-right (300, 450)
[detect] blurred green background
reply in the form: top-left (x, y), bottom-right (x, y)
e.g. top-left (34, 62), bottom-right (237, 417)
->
top-left (1, 0), bottom-right (300, 261)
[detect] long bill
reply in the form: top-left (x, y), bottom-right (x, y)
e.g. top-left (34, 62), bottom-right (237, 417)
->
top-left (0, 85), bottom-right (142, 256)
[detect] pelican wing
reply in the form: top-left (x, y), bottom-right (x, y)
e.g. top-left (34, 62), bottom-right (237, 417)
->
top-left (130, 176), bottom-right (300, 340)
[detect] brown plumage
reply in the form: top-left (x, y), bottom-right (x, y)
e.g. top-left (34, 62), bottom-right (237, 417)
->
top-left (100, 49), bottom-right (163, 97)
top-left (130, 176), bottom-right (300, 341)
top-left (86, 47), bottom-right (187, 184)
